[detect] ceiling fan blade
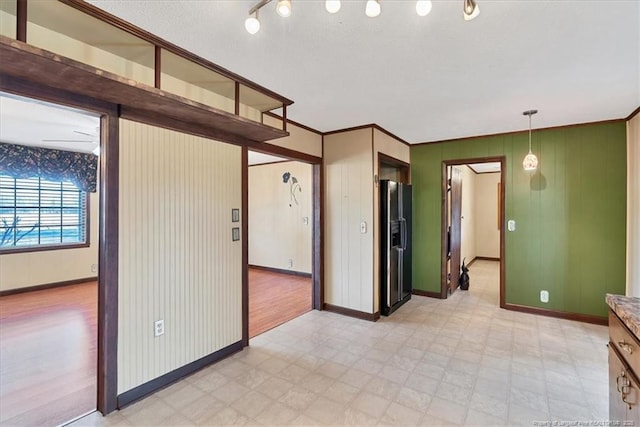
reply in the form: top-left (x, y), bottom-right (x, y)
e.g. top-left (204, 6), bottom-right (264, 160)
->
top-left (74, 130), bottom-right (98, 137)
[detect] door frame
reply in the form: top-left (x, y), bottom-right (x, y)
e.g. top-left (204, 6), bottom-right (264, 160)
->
top-left (242, 143), bottom-right (323, 346)
top-left (441, 156), bottom-right (506, 307)
top-left (0, 76), bottom-right (120, 413)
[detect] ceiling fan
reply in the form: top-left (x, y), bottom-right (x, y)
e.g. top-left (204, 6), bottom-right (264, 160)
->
top-left (42, 129), bottom-right (101, 155)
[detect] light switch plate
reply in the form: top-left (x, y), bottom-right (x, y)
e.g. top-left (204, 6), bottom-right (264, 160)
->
top-left (360, 221), bottom-right (367, 234)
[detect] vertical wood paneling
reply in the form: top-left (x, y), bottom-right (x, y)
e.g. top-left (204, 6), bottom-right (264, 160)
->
top-left (324, 129), bottom-right (374, 313)
top-left (411, 121), bottom-right (627, 317)
top-left (118, 120), bottom-right (242, 394)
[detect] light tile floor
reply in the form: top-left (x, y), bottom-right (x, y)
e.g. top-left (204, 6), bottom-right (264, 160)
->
top-left (71, 261), bottom-right (609, 426)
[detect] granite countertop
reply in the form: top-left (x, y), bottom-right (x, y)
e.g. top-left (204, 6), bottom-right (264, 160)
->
top-left (607, 294), bottom-right (640, 340)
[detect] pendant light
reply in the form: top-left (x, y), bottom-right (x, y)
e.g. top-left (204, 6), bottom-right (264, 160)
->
top-left (463, 0), bottom-right (480, 20)
top-left (522, 110), bottom-right (539, 171)
top-left (244, 10), bottom-right (261, 34)
top-left (416, 0), bottom-right (433, 16)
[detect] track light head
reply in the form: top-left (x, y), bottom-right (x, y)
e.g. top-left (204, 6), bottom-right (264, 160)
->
top-left (463, 0), bottom-right (480, 20)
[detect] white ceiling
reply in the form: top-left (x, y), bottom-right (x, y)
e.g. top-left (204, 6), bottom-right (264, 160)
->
top-left (87, 0), bottom-right (639, 144)
top-left (0, 93), bottom-right (100, 153)
top-left (468, 162), bottom-right (500, 173)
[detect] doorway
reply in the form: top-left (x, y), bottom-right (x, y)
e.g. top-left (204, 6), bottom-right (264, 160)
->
top-left (245, 149), bottom-right (322, 340)
top-left (442, 157), bottom-right (506, 306)
top-left (0, 92), bottom-right (102, 425)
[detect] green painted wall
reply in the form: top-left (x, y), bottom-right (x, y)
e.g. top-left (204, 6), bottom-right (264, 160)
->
top-left (411, 121), bottom-right (627, 317)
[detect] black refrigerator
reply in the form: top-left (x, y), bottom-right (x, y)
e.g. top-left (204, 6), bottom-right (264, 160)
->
top-left (380, 180), bottom-right (412, 316)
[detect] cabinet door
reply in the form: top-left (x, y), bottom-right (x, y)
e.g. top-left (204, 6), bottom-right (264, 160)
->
top-left (610, 345), bottom-right (630, 421)
top-left (625, 362), bottom-right (640, 424)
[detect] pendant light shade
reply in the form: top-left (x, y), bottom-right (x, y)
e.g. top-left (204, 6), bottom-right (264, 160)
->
top-left (276, 0), bottom-right (292, 17)
top-left (365, 0), bottom-right (381, 17)
top-left (325, 0), bottom-right (341, 13)
top-left (522, 109), bottom-right (539, 171)
top-left (463, 0), bottom-right (480, 20)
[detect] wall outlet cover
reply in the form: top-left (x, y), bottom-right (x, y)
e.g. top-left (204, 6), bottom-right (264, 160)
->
top-left (540, 290), bottom-right (549, 303)
top-left (507, 220), bottom-right (516, 231)
top-left (154, 320), bottom-right (165, 337)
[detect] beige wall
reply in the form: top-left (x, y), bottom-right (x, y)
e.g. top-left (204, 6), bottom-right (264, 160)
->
top-left (118, 120), bottom-right (242, 394)
top-left (249, 161), bottom-right (312, 274)
top-left (0, 191), bottom-right (99, 291)
top-left (372, 129), bottom-right (410, 313)
top-left (263, 116), bottom-right (323, 158)
top-left (459, 166), bottom-right (477, 265)
top-left (628, 114), bottom-right (640, 297)
top-left (324, 129), bottom-right (374, 313)
top-left (475, 172), bottom-right (501, 258)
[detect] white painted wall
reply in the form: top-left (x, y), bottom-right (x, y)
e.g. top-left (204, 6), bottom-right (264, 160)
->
top-left (0, 190), bottom-right (99, 291)
top-left (475, 172), bottom-right (501, 258)
top-left (117, 120), bottom-right (242, 393)
top-left (248, 161), bottom-right (312, 274)
top-left (628, 114), bottom-right (640, 297)
top-left (459, 166), bottom-right (477, 266)
top-left (324, 128), bottom-right (374, 313)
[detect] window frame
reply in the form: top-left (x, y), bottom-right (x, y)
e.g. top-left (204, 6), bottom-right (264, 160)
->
top-left (0, 175), bottom-right (91, 254)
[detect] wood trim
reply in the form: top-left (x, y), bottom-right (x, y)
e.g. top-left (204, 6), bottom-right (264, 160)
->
top-left (248, 264), bottom-right (312, 278)
top-left (0, 38), bottom-right (288, 144)
top-left (0, 241), bottom-right (90, 255)
top-left (626, 106), bottom-right (640, 121)
top-left (440, 157), bottom-right (506, 305)
top-left (412, 289), bottom-right (444, 299)
top-left (282, 105), bottom-right (287, 132)
top-left (246, 141), bottom-right (322, 164)
top-left (248, 160), bottom-right (292, 167)
top-left (323, 303), bottom-right (380, 322)
top-left (0, 71), bottom-right (120, 416)
top-left (263, 111), bottom-right (323, 136)
top-left (98, 112), bottom-right (119, 414)
top-left (503, 303), bottom-right (607, 326)
top-left (323, 123), bottom-right (375, 136)
top-left (377, 152), bottom-right (411, 184)
top-left (0, 277), bottom-right (97, 297)
top-left (153, 45), bottom-right (161, 89)
top-left (413, 118), bottom-right (626, 146)
top-left (371, 124), bottom-right (411, 147)
top-left (241, 146), bottom-right (249, 348)
top-left (117, 341), bottom-right (243, 409)
top-left (57, 0), bottom-right (293, 106)
top-left (313, 163), bottom-right (324, 310)
top-left (16, 0), bottom-right (26, 42)
top-left (234, 82), bottom-right (240, 116)
top-left (475, 256), bottom-right (500, 262)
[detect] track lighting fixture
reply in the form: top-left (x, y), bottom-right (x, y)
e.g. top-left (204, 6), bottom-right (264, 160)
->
top-left (244, 0), bottom-right (480, 34)
top-left (522, 110), bottom-right (539, 171)
top-left (463, 0), bottom-right (480, 21)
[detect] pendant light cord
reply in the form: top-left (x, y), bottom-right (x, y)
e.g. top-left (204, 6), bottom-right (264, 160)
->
top-left (528, 114), bottom-right (532, 154)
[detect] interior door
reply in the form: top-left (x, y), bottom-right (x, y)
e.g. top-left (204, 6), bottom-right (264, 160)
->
top-left (449, 166), bottom-right (462, 294)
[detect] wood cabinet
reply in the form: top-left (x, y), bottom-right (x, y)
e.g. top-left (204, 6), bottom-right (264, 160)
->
top-left (609, 310), bottom-right (640, 423)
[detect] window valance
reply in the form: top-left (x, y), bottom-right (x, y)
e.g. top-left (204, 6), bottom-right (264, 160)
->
top-left (0, 142), bottom-right (98, 192)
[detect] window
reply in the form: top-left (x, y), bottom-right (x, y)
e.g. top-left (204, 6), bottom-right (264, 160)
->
top-left (0, 174), bottom-right (88, 252)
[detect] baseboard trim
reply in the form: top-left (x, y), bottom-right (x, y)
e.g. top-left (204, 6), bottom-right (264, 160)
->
top-left (248, 264), bottom-right (312, 278)
top-left (324, 303), bottom-right (379, 322)
top-left (467, 256), bottom-right (500, 268)
top-left (503, 303), bottom-right (607, 326)
top-left (117, 340), bottom-right (243, 409)
top-left (0, 276), bottom-right (97, 297)
top-left (412, 289), bottom-right (444, 299)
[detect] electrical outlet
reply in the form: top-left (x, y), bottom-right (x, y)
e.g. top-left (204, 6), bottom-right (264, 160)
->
top-left (360, 221), bottom-right (367, 234)
top-left (288, 259), bottom-right (293, 268)
top-left (154, 320), bottom-right (165, 337)
top-left (507, 220), bottom-right (516, 231)
top-left (540, 290), bottom-right (549, 303)
top-left (91, 264), bottom-right (98, 273)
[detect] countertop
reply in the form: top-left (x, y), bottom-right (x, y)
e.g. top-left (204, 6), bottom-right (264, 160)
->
top-left (607, 294), bottom-right (640, 340)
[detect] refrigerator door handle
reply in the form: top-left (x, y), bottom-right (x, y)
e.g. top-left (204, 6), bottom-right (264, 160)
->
top-left (400, 217), bottom-right (407, 251)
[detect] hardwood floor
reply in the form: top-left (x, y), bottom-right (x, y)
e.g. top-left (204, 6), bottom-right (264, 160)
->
top-left (249, 268), bottom-right (312, 338)
top-left (0, 282), bottom-right (97, 427)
